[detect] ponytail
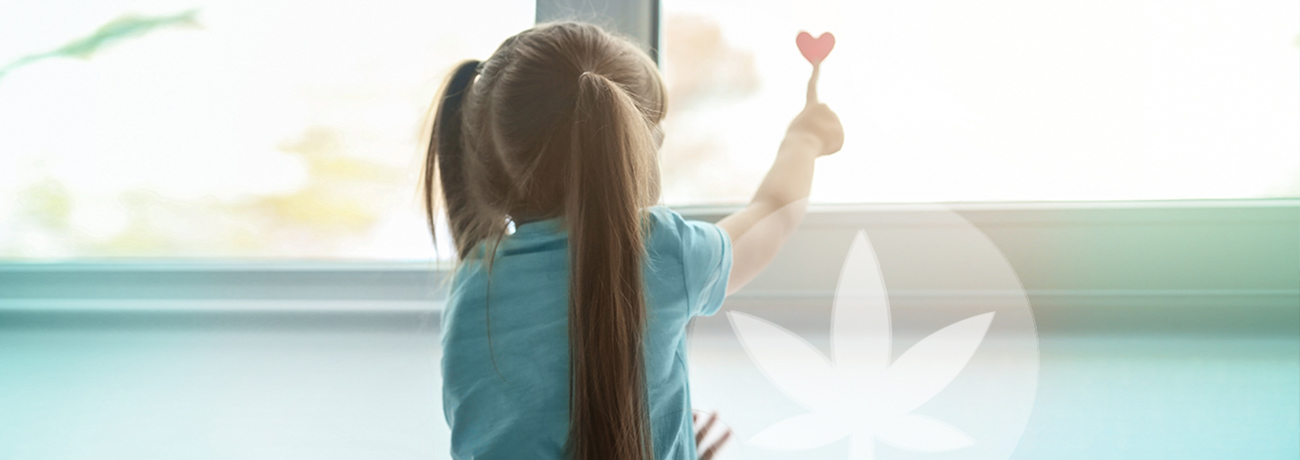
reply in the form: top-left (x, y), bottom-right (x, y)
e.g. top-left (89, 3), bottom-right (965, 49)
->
top-left (566, 72), bottom-right (657, 460)
top-left (423, 60), bottom-right (481, 258)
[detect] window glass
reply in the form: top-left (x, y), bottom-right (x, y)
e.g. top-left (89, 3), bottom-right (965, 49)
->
top-left (0, 0), bottom-right (534, 259)
top-left (659, 0), bottom-right (1300, 205)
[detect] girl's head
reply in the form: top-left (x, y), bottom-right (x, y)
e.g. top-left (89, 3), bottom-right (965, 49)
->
top-left (424, 22), bottom-right (666, 460)
top-left (426, 21), bottom-right (667, 256)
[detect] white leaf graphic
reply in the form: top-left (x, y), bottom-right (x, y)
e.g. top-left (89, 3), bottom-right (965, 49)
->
top-left (882, 312), bottom-right (995, 414)
top-left (832, 231), bottom-right (891, 382)
top-left (748, 412), bottom-right (847, 450)
top-left (875, 413), bottom-right (974, 452)
top-left (728, 311), bottom-right (838, 411)
top-left (731, 229), bottom-right (999, 459)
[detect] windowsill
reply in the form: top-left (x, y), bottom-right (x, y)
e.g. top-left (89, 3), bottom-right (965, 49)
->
top-left (2, 199), bottom-right (1296, 328)
top-left (3, 197), bottom-right (1296, 265)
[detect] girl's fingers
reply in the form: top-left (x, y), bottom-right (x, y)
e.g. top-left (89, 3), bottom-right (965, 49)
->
top-left (806, 64), bottom-right (820, 107)
top-left (695, 411), bottom-right (718, 444)
top-left (695, 411), bottom-right (731, 460)
top-left (699, 427), bottom-right (733, 460)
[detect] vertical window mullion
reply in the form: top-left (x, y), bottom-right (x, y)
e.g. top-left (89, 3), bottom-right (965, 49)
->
top-left (535, 0), bottom-right (660, 64)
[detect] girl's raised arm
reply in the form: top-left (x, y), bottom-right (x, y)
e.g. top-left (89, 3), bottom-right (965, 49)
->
top-left (715, 65), bottom-right (845, 295)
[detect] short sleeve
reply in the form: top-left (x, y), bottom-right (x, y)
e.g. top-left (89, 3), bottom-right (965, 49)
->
top-left (652, 207), bottom-right (732, 317)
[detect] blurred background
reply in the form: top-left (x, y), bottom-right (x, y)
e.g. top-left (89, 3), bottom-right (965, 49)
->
top-left (0, 0), bottom-right (1297, 459)
top-left (2, 0), bottom-right (1297, 259)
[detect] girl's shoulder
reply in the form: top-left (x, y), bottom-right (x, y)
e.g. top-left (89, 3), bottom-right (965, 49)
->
top-left (645, 205), bottom-right (729, 246)
top-left (644, 206), bottom-right (697, 252)
top-left (645, 205), bottom-right (684, 233)
top-left (644, 206), bottom-right (733, 317)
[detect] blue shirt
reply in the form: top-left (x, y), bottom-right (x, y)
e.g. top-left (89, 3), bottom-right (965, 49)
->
top-left (441, 206), bottom-right (732, 459)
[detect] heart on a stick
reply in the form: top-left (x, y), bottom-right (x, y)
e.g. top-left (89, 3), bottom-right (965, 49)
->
top-left (796, 31), bottom-right (835, 66)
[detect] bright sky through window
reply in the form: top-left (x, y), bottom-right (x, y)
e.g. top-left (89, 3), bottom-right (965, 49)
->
top-left (659, 0), bottom-right (1300, 204)
top-left (1, 0), bottom-right (1296, 259)
top-left (0, 0), bottom-right (534, 259)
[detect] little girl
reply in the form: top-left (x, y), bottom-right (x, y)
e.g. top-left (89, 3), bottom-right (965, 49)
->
top-left (424, 22), bottom-right (843, 460)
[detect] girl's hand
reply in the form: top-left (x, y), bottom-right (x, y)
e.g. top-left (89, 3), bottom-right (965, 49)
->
top-left (694, 410), bottom-right (732, 459)
top-left (716, 61), bottom-right (844, 296)
top-left (785, 66), bottom-right (844, 157)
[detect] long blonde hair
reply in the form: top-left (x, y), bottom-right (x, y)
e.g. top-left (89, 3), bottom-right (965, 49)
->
top-left (422, 22), bottom-right (667, 460)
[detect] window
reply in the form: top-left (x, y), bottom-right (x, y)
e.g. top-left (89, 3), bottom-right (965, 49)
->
top-left (4, 0), bottom-right (1297, 259)
top-left (659, 0), bottom-right (1300, 204)
top-left (0, 0), bottom-right (534, 259)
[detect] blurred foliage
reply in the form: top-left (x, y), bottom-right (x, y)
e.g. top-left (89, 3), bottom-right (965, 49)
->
top-left (252, 126), bottom-right (397, 233)
top-left (663, 14), bottom-right (760, 109)
top-left (0, 7), bottom-right (416, 258)
top-left (0, 9), bottom-right (201, 81)
top-left (18, 178), bottom-right (73, 230)
top-left (659, 14), bottom-right (763, 203)
top-left (4, 126), bottom-right (401, 258)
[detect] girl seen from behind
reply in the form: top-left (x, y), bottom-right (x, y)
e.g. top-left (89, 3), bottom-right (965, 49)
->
top-left (424, 22), bottom-right (843, 460)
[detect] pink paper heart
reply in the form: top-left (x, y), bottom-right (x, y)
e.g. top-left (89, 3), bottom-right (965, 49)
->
top-left (796, 31), bottom-right (835, 65)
